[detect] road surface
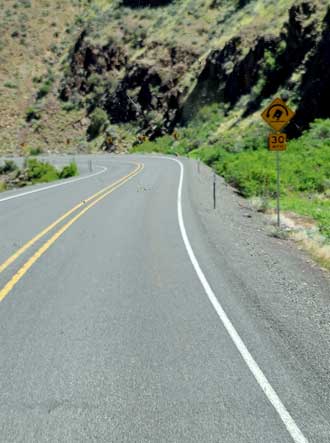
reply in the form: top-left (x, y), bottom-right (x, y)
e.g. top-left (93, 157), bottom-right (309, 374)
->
top-left (1, 154), bottom-right (330, 442)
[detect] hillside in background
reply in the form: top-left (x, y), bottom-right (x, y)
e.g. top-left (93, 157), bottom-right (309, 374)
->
top-left (1, 0), bottom-right (329, 154)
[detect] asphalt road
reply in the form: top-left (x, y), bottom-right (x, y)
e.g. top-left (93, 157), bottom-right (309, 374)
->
top-left (1, 154), bottom-right (330, 442)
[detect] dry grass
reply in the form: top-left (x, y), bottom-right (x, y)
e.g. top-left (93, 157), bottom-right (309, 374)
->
top-left (267, 210), bottom-right (330, 271)
top-left (292, 231), bottom-right (330, 271)
top-left (0, 0), bottom-right (83, 153)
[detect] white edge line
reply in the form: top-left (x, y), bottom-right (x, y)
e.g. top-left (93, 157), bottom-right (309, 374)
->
top-left (0, 166), bottom-right (107, 203)
top-left (157, 155), bottom-right (308, 443)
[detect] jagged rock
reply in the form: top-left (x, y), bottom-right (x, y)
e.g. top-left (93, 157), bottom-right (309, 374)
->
top-left (60, 31), bottom-right (127, 101)
top-left (60, 30), bottom-right (195, 138)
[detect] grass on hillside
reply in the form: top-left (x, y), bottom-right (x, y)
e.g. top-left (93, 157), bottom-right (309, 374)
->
top-left (132, 105), bottom-right (330, 241)
top-left (0, 0), bottom-right (86, 153)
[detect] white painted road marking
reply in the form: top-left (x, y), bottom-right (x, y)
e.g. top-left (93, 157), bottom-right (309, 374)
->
top-left (161, 156), bottom-right (308, 443)
top-left (0, 166), bottom-right (107, 204)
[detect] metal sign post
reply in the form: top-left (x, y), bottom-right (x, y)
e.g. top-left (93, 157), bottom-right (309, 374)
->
top-left (276, 150), bottom-right (280, 228)
top-left (261, 98), bottom-right (295, 229)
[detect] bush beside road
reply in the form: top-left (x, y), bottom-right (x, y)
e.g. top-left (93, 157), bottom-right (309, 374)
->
top-left (0, 158), bottom-right (78, 191)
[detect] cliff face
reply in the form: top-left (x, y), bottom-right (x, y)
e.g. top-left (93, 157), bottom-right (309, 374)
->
top-left (60, 30), bottom-right (197, 138)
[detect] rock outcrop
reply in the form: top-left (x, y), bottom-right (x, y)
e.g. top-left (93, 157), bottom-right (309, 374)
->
top-left (60, 31), bottom-right (196, 138)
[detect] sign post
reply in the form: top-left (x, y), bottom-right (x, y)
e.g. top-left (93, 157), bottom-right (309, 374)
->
top-left (213, 170), bottom-right (216, 210)
top-left (276, 151), bottom-right (280, 227)
top-left (261, 98), bottom-right (295, 228)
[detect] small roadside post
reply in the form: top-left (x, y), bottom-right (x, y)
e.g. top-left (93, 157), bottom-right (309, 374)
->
top-left (261, 98), bottom-right (295, 228)
top-left (197, 158), bottom-right (200, 174)
top-left (213, 170), bottom-right (216, 210)
top-left (88, 159), bottom-right (93, 172)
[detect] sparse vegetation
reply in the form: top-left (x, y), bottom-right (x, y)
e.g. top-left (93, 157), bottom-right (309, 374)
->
top-left (3, 80), bottom-right (17, 89)
top-left (29, 147), bottom-right (43, 156)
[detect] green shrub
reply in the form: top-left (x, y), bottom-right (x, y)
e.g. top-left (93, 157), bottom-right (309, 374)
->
top-left (61, 101), bottom-right (76, 112)
top-left (29, 147), bottom-right (43, 156)
top-left (300, 119), bottom-right (330, 147)
top-left (0, 160), bottom-right (18, 174)
top-left (0, 181), bottom-right (7, 192)
top-left (21, 0), bottom-right (31, 7)
top-left (215, 150), bottom-right (277, 197)
top-left (87, 73), bottom-right (102, 89)
top-left (87, 108), bottom-right (109, 139)
top-left (3, 81), bottom-right (17, 89)
top-left (59, 162), bottom-right (78, 178)
top-left (132, 135), bottom-right (176, 154)
top-left (37, 80), bottom-right (52, 99)
top-left (26, 158), bottom-right (59, 183)
top-left (26, 106), bottom-right (41, 121)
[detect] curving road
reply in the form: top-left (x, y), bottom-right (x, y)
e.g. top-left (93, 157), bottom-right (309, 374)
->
top-left (1, 154), bottom-right (330, 442)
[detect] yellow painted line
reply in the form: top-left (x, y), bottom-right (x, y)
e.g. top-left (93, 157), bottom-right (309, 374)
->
top-left (0, 162), bottom-right (142, 274)
top-left (0, 162), bottom-right (143, 303)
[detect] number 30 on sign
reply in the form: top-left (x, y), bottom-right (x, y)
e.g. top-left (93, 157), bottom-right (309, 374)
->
top-left (268, 133), bottom-right (287, 151)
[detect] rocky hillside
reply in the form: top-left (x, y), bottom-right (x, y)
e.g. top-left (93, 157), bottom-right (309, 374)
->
top-left (0, 0), bottom-right (329, 153)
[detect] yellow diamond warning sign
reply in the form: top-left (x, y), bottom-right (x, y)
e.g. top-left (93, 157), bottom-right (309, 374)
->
top-left (261, 98), bottom-right (295, 131)
top-left (268, 133), bottom-right (287, 151)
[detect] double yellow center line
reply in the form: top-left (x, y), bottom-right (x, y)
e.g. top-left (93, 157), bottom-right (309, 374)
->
top-left (0, 161), bottom-right (144, 303)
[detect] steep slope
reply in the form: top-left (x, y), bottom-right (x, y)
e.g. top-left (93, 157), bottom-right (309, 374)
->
top-left (0, 0), bottom-right (86, 154)
top-left (0, 0), bottom-right (329, 153)
top-left (59, 0), bottom-right (329, 147)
